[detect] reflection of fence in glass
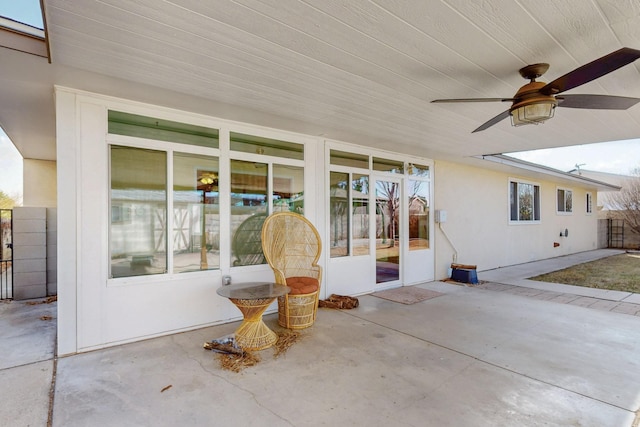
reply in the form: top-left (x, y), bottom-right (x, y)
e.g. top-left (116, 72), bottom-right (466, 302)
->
top-left (110, 197), bottom-right (168, 278)
top-left (329, 173), bottom-right (369, 257)
top-left (352, 175), bottom-right (369, 255)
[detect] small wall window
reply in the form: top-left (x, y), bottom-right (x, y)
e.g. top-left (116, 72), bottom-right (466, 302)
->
top-left (509, 180), bottom-right (540, 222)
top-left (586, 192), bottom-right (593, 214)
top-left (557, 188), bottom-right (573, 213)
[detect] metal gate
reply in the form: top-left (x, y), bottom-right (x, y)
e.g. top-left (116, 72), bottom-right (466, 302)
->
top-left (1, 209), bottom-right (12, 300)
top-left (608, 218), bottom-right (624, 249)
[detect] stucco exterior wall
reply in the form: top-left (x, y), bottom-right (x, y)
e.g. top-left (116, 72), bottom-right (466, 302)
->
top-left (433, 160), bottom-right (598, 280)
top-left (23, 159), bottom-right (56, 208)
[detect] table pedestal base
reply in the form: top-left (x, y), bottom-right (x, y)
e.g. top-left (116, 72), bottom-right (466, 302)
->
top-left (230, 297), bottom-right (278, 350)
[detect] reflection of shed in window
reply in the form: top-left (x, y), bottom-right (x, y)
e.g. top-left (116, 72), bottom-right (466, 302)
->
top-left (111, 205), bottom-right (132, 223)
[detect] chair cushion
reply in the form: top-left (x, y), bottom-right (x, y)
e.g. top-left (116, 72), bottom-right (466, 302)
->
top-left (286, 277), bottom-right (319, 295)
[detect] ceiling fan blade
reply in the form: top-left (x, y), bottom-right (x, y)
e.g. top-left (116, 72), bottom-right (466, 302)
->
top-left (541, 47), bottom-right (640, 95)
top-left (472, 110), bottom-right (511, 133)
top-left (556, 94), bottom-right (640, 110)
top-left (432, 98), bottom-right (514, 103)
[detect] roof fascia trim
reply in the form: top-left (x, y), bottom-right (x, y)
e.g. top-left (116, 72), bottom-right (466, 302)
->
top-left (478, 154), bottom-right (621, 191)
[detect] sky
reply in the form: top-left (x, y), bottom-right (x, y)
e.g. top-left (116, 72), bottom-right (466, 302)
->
top-left (507, 138), bottom-right (640, 175)
top-left (0, 0), bottom-right (43, 28)
top-left (0, 129), bottom-right (23, 199)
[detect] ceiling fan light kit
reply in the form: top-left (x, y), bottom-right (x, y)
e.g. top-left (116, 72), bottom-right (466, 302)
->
top-left (510, 101), bottom-right (556, 126)
top-left (509, 78), bottom-right (557, 126)
top-left (431, 47), bottom-right (640, 132)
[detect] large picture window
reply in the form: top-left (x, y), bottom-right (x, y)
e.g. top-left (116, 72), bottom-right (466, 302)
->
top-left (510, 180), bottom-right (540, 222)
top-left (109, 110), bottom-right (221, 278)
top-left (108, 111), bottom-right (308, 278)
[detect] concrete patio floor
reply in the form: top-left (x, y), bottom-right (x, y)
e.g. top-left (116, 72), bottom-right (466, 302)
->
top-left (2, 249), bottom-right (640, 426)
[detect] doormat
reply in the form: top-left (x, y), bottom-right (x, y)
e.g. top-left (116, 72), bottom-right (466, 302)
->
top-left (372, 287), bottom-right (443, 305)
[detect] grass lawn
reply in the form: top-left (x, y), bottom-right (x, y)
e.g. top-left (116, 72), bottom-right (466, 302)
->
top-left (530, 253), bottom-right (640, 293)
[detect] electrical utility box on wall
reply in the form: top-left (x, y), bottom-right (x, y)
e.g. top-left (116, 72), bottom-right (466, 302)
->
top-left (435, 210), bottom-right (447, 223)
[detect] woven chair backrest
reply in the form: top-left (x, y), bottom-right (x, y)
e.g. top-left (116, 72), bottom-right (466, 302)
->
top-left (261, 212), bottom-right (321, 279)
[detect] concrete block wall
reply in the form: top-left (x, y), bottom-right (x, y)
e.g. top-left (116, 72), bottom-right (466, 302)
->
top-left (12, 207), bottom-right (48, 300)
top-left (46, 208), bottom-right (57, 295)
top-left (597, 219), bottom-right (608, 249)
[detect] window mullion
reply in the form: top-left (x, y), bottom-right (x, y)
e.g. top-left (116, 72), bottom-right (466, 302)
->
top-left (348, 172), bottom-right (353, 256)
top-left (267, 163), bottom-right (273, 214)
top-left (166, 150), bottom-right (174, 273)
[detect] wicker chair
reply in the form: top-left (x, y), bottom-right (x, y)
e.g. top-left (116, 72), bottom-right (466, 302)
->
top-left (261, 212), bottom-right (322, 329)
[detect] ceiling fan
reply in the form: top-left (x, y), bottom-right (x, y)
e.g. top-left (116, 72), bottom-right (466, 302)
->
top-left (431, 47), bottom-right (640, 132)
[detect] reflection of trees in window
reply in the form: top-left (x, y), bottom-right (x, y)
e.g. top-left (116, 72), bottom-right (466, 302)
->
top-left (352, 175), bottom-right (369, 255)
top-left (376, 181), bottom-right (400, 245)
top-left (519, 184), bottom-right (534, 220)
top-left (557, 188), bottom-right (573, 213)
top-left (273, 164), bottom-right (304, 213)
top-left (408, 180), bottom-right (429, 250)
top-left (408, 163), bottom-right (430, 178)
top-left (510, 180), bottom-right (540, 222)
